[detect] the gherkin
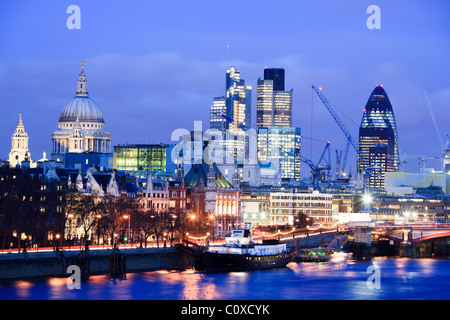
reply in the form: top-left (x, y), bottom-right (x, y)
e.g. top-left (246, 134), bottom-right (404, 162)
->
top-left (358, 85), bottom-right (399, 192)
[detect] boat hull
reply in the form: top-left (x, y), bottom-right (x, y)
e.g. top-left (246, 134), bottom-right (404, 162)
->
top-left (194, 250), bottom-right (294, 273)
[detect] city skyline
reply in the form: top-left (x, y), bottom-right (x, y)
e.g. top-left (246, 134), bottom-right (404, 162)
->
top-left (1, 1), bottom-right (449, 177)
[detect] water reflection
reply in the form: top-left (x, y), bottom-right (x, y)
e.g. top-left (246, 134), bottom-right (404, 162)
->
top-left (48, 277), bottom-right (68, 300)
top-left (14, 280), bottom-right (33, 299)
top-left (180, 271), bottom-right (221, 300)
top-left (1, 258), bottom-right (450, 300)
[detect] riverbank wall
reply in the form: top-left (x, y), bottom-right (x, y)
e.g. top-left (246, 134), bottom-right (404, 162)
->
top-left (0, 247), bottom-right (193, 280)
top-left (295, 232), bottom-right (339, 249)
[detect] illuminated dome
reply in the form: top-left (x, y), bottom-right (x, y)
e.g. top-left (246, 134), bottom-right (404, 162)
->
top-left (51, 62), bottom-right (112, 160)
top-left (58, 62), bottom-right (104, 123)
top-left (59, 96), bottom-right (104, 123)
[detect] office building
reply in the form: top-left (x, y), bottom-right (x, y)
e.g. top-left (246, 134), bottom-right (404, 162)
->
top-left (358, 85), bottom-right (399, 192)
top-left (210, 67), bottom-right (252, 164)
top-left (113, 143), bottom-right (168, 176)
top-left (256, 68), bottom-right (292, 128)
top-left (270, 189), bottom-right (333, 225)
top-left (256, 68), bottom-right (299, 180)
top-left (257, 126), bottom-right (301, 180)
top-left (209, 96), bottom-right (227, 132)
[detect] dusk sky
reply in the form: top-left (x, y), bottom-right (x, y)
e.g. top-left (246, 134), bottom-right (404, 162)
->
top-left (1, 0), bottom-right (449, 177)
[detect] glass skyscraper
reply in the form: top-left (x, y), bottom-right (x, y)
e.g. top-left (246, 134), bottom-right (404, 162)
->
top-left (209, 66), bottom-right (252, 164)
top-left (210, 96), bottom-right (227, 132)
top-left (358, 85), bottom-right (399, 192)
top-left (225, 66), bottom-right (252, 133)
top-left (257, 126), bottom-right (301, 181)
top-left (256, 68), bottom-right (292, 127)
top-left (256, 68), bottom-right (300, 180)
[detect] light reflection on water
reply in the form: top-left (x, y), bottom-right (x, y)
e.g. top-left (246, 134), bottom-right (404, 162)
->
top-left (1, 257), bottom-right (450, 300)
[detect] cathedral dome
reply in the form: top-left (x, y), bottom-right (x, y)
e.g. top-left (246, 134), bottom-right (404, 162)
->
top-left (59, 96), bottom-right (104, 123)
top-left (58, 62), bottom-right (105, 123)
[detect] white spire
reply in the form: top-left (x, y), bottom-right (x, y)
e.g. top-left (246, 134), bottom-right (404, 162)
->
top-left (9, 114), bottom-right (31, 167)
top-left (76, 60), bottom-right (88, 97)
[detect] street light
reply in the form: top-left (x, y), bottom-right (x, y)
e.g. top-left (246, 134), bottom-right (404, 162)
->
top-left (123, 214), bottom-right (130, 246)
top-left (67, 213), bottom-right (74, 250)
top-left (363, 193), bottom-right (373, 213)
top-left (96, 214), bottom-right (102, 247)
top-left (55, 234), bottom-right (60, 251)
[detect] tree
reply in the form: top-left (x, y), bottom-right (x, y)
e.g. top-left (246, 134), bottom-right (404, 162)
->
top-left (294, 211), bottom-right (312, 229)
top-left (65, 192), bottom-right (100, 250)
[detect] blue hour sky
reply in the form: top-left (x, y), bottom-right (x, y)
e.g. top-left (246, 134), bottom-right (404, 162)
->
top-left (0, 0), bottom-right (449, 176)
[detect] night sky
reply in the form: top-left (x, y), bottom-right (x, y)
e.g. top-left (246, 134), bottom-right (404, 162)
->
top-left (1, 0), bottom-right (449, 177)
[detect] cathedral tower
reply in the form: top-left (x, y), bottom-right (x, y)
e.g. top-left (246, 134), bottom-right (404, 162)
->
top-left (9, 114), bottom-right (31, 167)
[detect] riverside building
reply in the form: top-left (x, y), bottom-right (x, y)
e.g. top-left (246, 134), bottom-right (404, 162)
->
top-left (270, 189), bottom-right (333, 225)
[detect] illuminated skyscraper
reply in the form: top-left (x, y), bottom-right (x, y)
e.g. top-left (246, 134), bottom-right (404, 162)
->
top-left (257, 126), bottom-right (301, 180)
top-left (209, 66), bottom-right (252, 164)
top-left (256, 68), bottom-right (299, 180)
top-left (210, 96), bottom-right (226, 132)
top-left (264, 68), bottom-right (285, 91)
top-left (358, 85), bottom-right (399, 192)
top-left (256, 68), bottom-right (292, 128)
top-left (225, 66), bottom-right (252, 133)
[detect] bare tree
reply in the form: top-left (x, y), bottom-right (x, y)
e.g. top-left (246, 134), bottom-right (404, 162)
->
top-left (65, 192), bottom-right (100, 250)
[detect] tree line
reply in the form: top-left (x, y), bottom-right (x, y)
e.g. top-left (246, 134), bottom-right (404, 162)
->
top-left (0, 167), bottom-right (214, 251)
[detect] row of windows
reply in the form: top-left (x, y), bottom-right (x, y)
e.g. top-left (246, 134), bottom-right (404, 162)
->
top-left (61, 123), bottom-right (102, 129)
top-left (271, 209), bottom-right (332, 214)
top-left (271, 202), bottom-right (332, 208)
top-left (271, 195), bottom-right (331, 201)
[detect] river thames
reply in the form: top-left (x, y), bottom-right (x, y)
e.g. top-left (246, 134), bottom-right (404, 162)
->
top-left (1, 256), bottom-right (450, 300)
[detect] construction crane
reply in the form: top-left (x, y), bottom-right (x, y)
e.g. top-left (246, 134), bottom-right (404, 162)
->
top-left (424, 90), bottom-right (450, 172)
top-left (297, 141), bottom-right (332, 189)
top-left (311, 86), bottom-right (372, 194)
top-left (336, 140), bottom-right (351, 180)
top-left (316, 141), bottom-right (332, 181)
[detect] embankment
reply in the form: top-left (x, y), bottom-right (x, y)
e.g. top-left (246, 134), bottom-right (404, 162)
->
top-left (0, 246), bottom-right (193, 280)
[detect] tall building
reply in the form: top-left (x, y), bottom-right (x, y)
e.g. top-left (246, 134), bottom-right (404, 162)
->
top-left (209, 96), bottom-right (227, 132)
top-left (9, 114), bottom-right (32, 167)
top-left (264, 68), bottom-right (285, 91)
top-left (209, 66), bottom-right (252, 164)
top-left (51, 62), bottom-right (112, 163)
top-left (257, 126), bottom-right (301, 180)
top-left (358, 85), bottom-right (399, 192)
top-left (256, 68), bottom-right (300, 180)
top-left (256, 68), bottom-right (293, 128)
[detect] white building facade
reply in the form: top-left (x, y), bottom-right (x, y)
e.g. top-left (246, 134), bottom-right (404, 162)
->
top-left (9, 114), bottom-right (32, 167)
top-left (270, 190), bottom-right (333, 225)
